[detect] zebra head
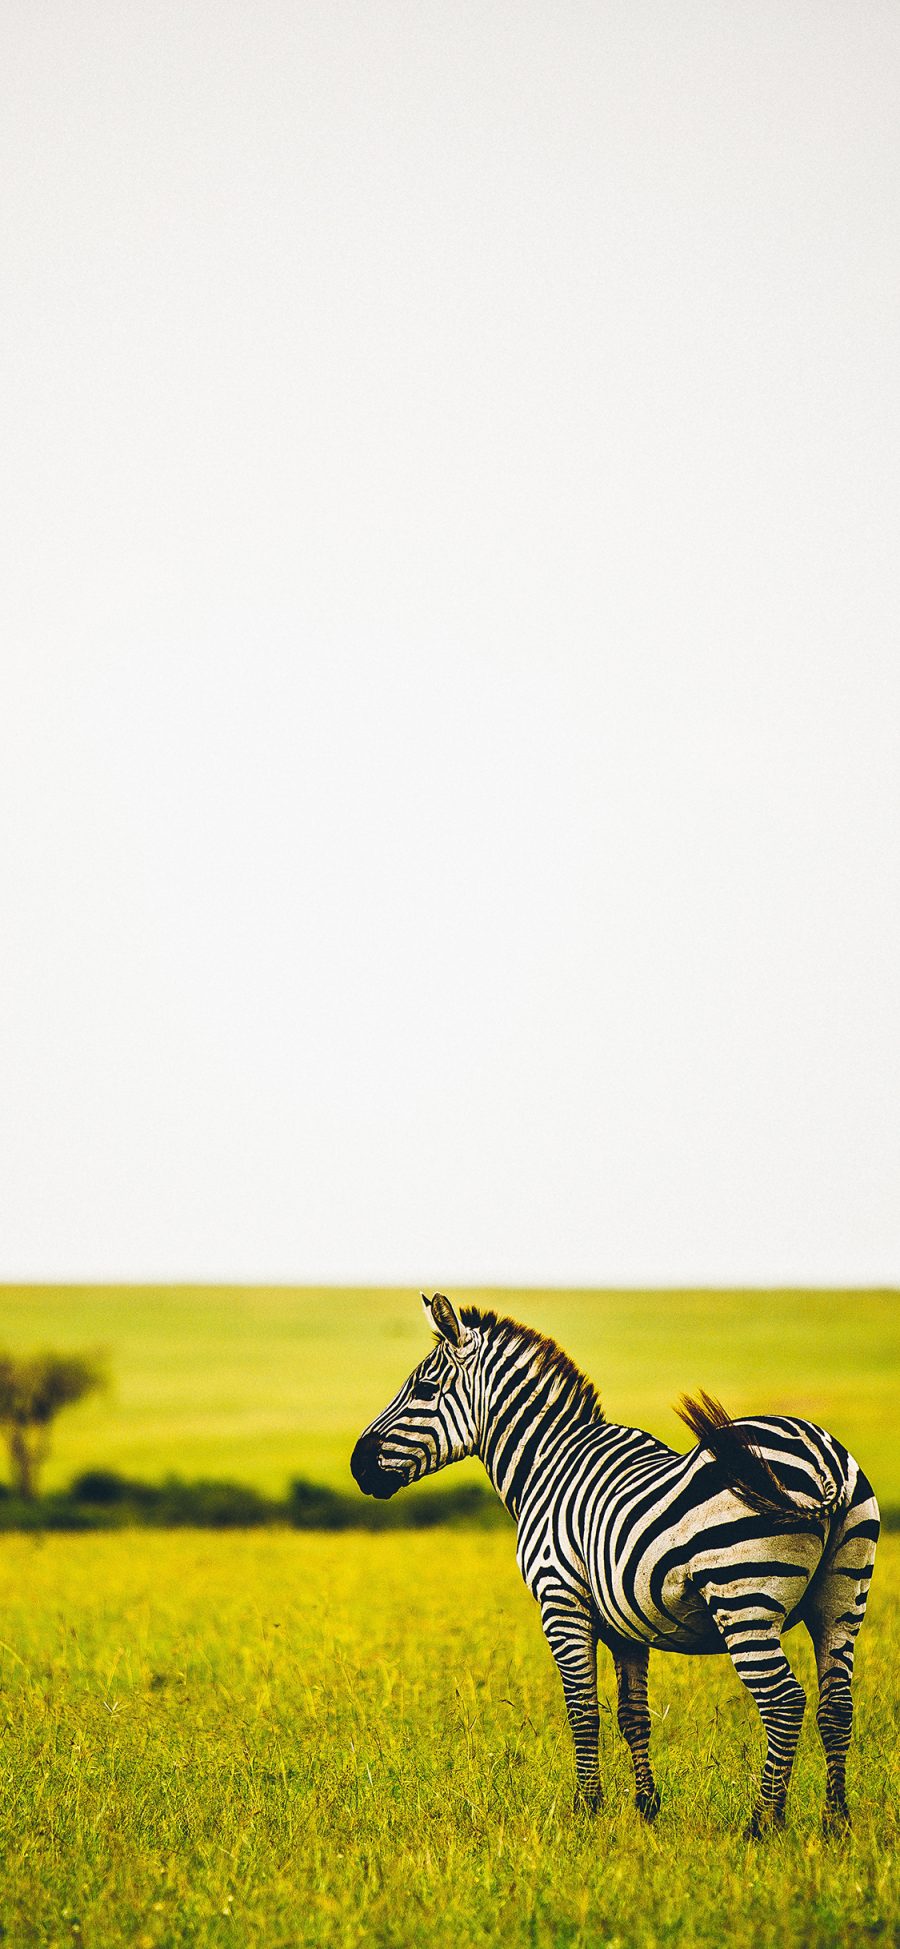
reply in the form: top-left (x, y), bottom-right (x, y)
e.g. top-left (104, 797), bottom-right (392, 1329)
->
top-left (350, 1294), bottom-right (479, 1499)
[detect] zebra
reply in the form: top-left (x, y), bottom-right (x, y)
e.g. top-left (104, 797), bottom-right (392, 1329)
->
top-left (350, 1294), bottom-right (879, 1835)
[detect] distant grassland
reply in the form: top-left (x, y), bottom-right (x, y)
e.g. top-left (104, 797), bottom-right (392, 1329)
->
top-left (0, 1287), bottom-right (897, 1505)
top-left (1, 1528), bottom-right (897, 1948)
top-left (0, 1286), bottom-right (896, 1512)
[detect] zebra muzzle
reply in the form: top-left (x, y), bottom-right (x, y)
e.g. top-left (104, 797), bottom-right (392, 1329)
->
top-left (350, 1435), bottom-right (406, 1500)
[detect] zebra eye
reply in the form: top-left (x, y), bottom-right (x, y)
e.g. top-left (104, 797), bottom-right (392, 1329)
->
top-left (412, 1379), bottom-right (439, 1401)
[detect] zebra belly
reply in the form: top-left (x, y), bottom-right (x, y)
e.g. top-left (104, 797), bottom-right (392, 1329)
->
top-left (648, 1567), bottom-right (725, 1653)
top-left (591, 1567), bottom-right (724, 1655)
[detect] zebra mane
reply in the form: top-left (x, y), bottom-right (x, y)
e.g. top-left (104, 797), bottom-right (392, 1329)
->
top-left (458, 1308), bottom-right (605, 1425)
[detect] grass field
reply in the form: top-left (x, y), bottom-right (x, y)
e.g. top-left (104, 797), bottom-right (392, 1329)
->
top-left (0, 1287), bottom-right (897, 1504)
top-left (0, 1528), bottom-right (897, 1949)
top-left (0, 1287), bottom-right (897, 1946)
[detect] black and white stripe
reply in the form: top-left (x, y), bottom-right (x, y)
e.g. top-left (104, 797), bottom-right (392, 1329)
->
top-left (351, 1294), bottom-right (879, 1834)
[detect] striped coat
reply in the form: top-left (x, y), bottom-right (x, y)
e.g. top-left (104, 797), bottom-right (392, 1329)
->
top-left (351, 1295), bottom-right (879, 1834)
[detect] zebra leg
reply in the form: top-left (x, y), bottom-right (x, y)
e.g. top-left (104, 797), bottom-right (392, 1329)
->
top-left (612, 1644), bottom-right (659, 1821)
top-left (811, 1628), bottom-right (856, 1833)
top-left (805, 1484), bottom-right (879, 1832)
top-left (711, 1608), bottom-right (806, 1837)
top-left (538, 1587), bottom-right (602, 1812)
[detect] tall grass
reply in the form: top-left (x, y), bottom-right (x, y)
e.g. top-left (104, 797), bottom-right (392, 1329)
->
top-left (0, 1528), bottom-right (896, 1948)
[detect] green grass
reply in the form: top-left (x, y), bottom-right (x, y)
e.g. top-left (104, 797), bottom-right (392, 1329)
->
top-left (0, 1527), bottom-right (897, 1949)
top-left (0, 1287), bottom-right (897, 1502)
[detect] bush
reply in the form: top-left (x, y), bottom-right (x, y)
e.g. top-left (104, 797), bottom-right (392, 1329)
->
top-left (152, 1477), bottom-right (277, 1527)
top-left (71, 1469), bottom-right (146, 1506)
top-left (9, 1470), bottom-right (892, 1534)
top-left (288, 1479), bottom-right (356, 1529)
top-left (69, 1471), bottom-right (277, 1527)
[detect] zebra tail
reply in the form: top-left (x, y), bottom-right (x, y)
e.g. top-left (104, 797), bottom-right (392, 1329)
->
top-left (676, 1390), bottom-right (836, 1527)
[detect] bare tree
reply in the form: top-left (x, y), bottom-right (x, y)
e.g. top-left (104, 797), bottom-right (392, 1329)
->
top-left (0, 1353), bottom-right (106, 1499)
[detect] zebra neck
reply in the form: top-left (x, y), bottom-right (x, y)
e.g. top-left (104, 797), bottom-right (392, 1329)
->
top-left (475, 1360), bottom-right (602, 1520)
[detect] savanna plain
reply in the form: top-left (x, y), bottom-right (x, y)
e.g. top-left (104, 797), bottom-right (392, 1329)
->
top-left (0, 1287), bottom-right (897, 1949)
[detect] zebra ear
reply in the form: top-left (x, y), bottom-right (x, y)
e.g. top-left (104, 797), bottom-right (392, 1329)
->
top-left (421, 1292), bottom-right (463, 1346)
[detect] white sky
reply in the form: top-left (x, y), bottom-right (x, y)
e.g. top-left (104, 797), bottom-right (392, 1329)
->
top-left (2, 2), bottom-right (899, 1285)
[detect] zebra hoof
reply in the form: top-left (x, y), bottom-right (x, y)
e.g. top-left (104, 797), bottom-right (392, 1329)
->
top-left (635, 1789), bottom-right (661, 1823)
top-left (822, 1802), bottom-right (852, 1838)
top-left (573, 1785), bottom-right (603, 1817)
top-left (743, 1808), bottom-right (785, 1842)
